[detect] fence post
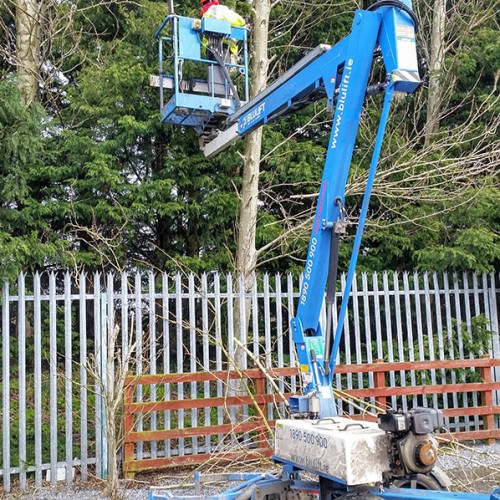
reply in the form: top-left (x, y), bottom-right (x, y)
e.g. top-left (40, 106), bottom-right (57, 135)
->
top-left (479, 355), bottom-right (495, 445)
top-left (123, 380), bottom-right (136, 479)
top-left (488, 274), bottom-right (500, 410)
top-left (374, 359), bottom-right (387, 412)
top-left (255, 373), bottom-right (267, 449)
top-left (100, 293), bottom-right (108, 478)
top-left (2, 281), bottom-right (11, 492)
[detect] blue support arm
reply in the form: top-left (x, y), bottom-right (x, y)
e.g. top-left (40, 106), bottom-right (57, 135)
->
top-left (203, 1), bottom-right (420, 157)
top-left (160, 1), bottom-right (421, 418)
top-left (289, 2), bottom-right (420, 417)
top-left (205, 2), bottom-right (421, 417)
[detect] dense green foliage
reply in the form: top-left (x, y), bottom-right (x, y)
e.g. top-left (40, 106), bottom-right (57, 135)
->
top-left (0, 81), bottom-right (68, 275)
top-left (0, 0), bottom-right (498, 277)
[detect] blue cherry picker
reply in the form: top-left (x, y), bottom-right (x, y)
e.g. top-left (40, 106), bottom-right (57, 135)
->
top-left (150, 2), bottom-right (500, 499)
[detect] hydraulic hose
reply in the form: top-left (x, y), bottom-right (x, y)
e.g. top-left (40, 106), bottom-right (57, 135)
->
top-left (206, 39), bottom-right (242, 108)
top-left (328, 85), bottom-right (396, 379)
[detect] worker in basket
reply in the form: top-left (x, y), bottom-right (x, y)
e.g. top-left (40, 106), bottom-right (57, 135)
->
top-left (200, 0), bottom-right (245, 106)
top-left (200, 0), bottom-right (245, 28)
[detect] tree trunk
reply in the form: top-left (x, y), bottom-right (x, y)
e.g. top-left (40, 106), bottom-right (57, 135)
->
top-left (15, 0), bottom-right (41, 105)
top-left (235, 0), bottom-right (271, 281)
top-left (231, 0), bottom-right (270, 418)
top-left (425, 0), bottom-right (446, 143)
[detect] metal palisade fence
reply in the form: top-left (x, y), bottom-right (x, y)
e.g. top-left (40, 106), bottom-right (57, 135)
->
top-left (0, 270), bottom-right (499, 492)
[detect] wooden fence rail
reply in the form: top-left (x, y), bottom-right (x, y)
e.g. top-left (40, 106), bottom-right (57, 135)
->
top-left (335, 356), bottom-right (500, 444)
top-left (123, 367), bottom-right (297, 476)
top-left (123, 358), bottom-right (500, 475)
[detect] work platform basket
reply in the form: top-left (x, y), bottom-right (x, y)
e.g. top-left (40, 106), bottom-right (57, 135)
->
top-left (153, 14), bottom-right (249, 135)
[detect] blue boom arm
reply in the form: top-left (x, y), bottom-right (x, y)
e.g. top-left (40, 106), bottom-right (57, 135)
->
top-left (203, 2), bottom-right (420, 156)
top-left (204, 2), bottom-right (420, 417)
top-left (151, 6), bottom-right (500, 500)
top-left (155, 1), bottom-right (421, 418)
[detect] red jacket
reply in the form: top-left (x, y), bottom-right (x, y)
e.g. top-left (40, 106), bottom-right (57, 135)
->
top-left (200, 0), bottom-right (219, 15)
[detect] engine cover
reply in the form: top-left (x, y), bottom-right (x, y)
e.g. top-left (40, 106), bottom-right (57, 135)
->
top-left (274, 417), bottom-right (391, 485)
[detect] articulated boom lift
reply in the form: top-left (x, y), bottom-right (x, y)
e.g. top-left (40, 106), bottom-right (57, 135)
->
top-left (151, 3), bottom-right (500, 499)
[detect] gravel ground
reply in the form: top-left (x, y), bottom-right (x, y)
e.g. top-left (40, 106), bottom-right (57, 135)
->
top-left (437, 441), bottom-right (500, 494)
top-left (2, 442), bottom-right (499, 500)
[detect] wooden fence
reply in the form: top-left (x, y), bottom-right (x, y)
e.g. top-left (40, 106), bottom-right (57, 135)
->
top-left (123, 367), bottom-right (297, 476)
top-left (336, 356), bottom-right (500, 444)
top-left (123, 357), bottom-right (500, 475)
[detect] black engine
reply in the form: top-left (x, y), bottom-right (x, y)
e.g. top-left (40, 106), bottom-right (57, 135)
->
top-left (378, 407), bottom-right (444, 477)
